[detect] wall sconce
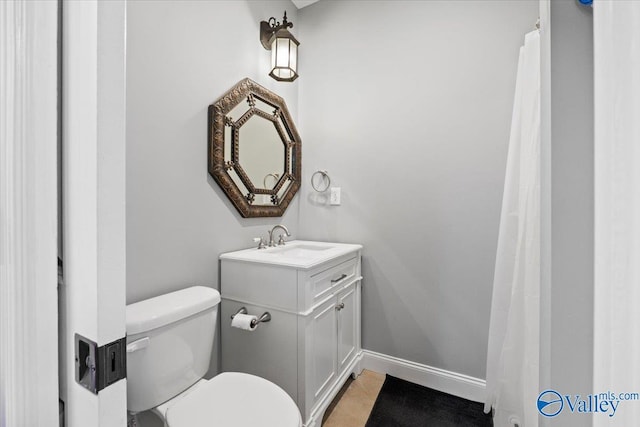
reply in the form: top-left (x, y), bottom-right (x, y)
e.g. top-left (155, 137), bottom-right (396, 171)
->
top-left (260, 12), bottom-right (299, 82)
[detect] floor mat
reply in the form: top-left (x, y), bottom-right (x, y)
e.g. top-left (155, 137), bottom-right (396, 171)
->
top-left (365, 375), bottom-right (493, 427)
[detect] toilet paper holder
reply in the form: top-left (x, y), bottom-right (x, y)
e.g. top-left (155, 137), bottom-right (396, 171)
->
top-left (230, 307), bottom-right (271, 328)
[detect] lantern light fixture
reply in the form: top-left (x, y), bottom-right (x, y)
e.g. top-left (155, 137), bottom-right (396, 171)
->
top-left (260, 11), bottom-right (299, 82)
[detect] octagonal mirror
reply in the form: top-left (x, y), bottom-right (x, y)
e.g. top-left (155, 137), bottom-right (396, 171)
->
top-left (209, 78), bottom-right (301, 217)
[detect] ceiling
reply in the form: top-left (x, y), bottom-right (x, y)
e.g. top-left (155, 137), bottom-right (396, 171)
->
top-left (292, 0), bottom-right (320, 9)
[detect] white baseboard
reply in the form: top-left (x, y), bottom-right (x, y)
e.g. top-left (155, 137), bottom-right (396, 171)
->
top-left (361, 350), bottom-right (486, 403)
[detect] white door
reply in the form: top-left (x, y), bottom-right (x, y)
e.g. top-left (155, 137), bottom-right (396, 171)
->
top-left (337, 283), bottom-right (357, 374)
top-left (59, 1), bottom-right (128, 426)
top-left (309, 297), bottom-right (338, 408)
top-left (0, 1), bottom-right (58, 425)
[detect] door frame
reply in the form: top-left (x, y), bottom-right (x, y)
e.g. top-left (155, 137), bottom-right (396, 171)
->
top-left (59, 0), bottom-right (128, 426)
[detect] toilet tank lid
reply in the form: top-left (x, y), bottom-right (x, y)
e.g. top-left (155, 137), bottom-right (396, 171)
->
top-left (127, 286), bottom-right (221, 335)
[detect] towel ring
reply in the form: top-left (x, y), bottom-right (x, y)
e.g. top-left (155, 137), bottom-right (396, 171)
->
top-left (263, 173), bottom-right (280, 188)
top-left (311, 170), bottom-right (331, 192)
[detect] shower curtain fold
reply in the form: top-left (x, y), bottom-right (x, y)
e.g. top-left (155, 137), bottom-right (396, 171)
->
top-left (484, 30), bottom-right (540, 427)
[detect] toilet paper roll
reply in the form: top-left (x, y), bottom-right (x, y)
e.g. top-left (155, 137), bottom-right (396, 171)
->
top-left (231, 313), bottom-right (258, 331)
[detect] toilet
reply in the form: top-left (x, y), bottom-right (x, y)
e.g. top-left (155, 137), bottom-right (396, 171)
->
top-left (126, 286), bottom-right (302, 427)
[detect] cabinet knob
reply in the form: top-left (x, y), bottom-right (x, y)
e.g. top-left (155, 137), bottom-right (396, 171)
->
top-left (335, 302), bottom-right (345, 311)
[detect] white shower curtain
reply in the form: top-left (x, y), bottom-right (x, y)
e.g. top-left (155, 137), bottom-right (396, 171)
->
top-left (593, 2), bottom-right (640, 426)
top-left (484, 30), bottom-right (540, 427)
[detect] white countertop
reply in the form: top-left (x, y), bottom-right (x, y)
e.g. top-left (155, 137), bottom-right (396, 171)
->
top-left (219, 240), bottom-right (362, 269)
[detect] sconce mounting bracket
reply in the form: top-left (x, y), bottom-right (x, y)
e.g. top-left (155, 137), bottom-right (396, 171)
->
top-left (260, 12), bottom-right (294, 50)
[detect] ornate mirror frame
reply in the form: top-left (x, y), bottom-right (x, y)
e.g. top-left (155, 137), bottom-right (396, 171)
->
top-left (208, 78), bottom-right (301, 217)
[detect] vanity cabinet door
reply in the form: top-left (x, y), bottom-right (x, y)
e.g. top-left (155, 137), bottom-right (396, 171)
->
top-left (309, 296), bottom-right (338, 407)
top-left (337, 282), bottom-right (358, 374)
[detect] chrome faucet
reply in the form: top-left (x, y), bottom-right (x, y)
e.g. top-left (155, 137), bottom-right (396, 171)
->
top-left (268, 224), bottom-right (291, 247)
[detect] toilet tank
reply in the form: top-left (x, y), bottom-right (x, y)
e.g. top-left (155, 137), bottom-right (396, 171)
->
top-left (126, 286), bottom-right (221, 413)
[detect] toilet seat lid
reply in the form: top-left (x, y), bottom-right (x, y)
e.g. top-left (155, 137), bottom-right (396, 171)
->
top-left (165, 372), bottom-right (302, 427)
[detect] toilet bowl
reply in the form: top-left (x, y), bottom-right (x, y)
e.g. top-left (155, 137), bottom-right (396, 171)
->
top-left (153, 373), bottom-right (301, 427)
top-left (126, 286), bottom-right (301, 427)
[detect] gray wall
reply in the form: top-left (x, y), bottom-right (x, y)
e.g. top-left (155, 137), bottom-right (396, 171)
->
top-left (125, 1), bottom-right (597, 425)
top-left (546, 2), bottom-right (594, 425)
top-left (127, 0), bottom-right (565, 394)
top-left (126, 0), bottom-right (299, 380)
top-left (539, 0), bottom-right (552, 414)
top-left (297, 0), bottom-right (538, 380)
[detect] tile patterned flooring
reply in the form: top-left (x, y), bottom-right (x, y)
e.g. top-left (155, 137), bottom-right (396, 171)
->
top-left (322, 370), bottom-right (386, 427)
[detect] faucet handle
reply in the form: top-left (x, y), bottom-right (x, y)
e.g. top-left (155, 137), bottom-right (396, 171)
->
top-left (277, 234), bottom-right (287, 246)
top-left (253, 237), bottom-right (267, 249)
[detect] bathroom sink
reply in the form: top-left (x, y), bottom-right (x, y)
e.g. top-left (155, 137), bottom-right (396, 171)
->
top-left (220, 240), bottom-right (362, 269)
top-left (267, 244), bottom-right (332, 257)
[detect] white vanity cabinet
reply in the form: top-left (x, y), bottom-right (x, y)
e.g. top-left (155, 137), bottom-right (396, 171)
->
top-left (220, 241), bottom-right (363, 427)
